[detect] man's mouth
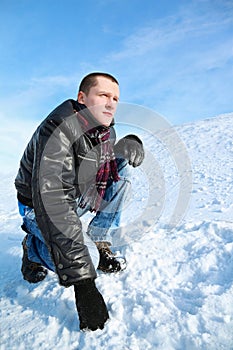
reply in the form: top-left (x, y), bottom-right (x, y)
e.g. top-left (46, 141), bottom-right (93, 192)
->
top-left (103, 111), bottom-right (113, 117)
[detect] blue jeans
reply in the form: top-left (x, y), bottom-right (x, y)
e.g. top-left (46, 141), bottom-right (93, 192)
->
top-left (19, 159), bottom-right (130, 271)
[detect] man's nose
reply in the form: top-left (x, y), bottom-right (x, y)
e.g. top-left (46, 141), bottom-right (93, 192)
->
top-left (105, 97), bottom-right (115, 109)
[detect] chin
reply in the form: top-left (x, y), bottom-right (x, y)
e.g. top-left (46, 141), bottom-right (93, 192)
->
top-left (100, 119), bottom-right (112, 127)
top-left (104, 122), bottom-right (112, 127)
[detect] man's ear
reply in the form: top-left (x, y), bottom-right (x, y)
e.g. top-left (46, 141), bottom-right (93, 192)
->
top-left (77, 91), bottom-right (86, 104)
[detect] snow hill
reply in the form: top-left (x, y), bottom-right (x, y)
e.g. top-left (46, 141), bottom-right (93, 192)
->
top-left (0, 113), bottom-right (233, 350)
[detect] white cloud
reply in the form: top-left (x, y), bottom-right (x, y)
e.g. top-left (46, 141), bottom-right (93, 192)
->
top-left (108, 4), bottom-right (233, 62)
top-left (0, 73), bottom-right (82, 122)
top-left (0, 111), bottom-right (38, 175)
top-left (101, 1), bottom-right (233, 123)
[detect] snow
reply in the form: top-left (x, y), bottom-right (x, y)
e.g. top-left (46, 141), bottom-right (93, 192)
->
top-left (1, 113), bottom-right (233, 349)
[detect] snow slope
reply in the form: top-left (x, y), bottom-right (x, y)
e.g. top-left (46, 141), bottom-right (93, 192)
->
top-left (0, 113), bottom-right (233, 350)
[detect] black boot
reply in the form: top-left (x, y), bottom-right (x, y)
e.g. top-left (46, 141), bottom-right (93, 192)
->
top-left (96, 242), bottom-right (126, 273)
top-left (21, 236), bottom-right (48, 283)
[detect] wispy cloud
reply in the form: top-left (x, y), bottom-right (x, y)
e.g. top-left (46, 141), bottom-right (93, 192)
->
top-left (0, 0), bottom-right (232, 127)
top-left (108, 3), bottom-right (233, 62)
top-left (102, 1), bottom-right (233, 123)
top-left (0, 111), bottom-right (38, 175)
top-left (0, 74), bottom-right (81, 121)
top-left (29, 75), bottom-right (79, 88)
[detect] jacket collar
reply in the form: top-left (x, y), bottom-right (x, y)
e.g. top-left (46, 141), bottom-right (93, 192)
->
top-left (71, 100), bottom-right (115, 129)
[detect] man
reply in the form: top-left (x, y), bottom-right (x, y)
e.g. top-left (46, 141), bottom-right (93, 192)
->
top-left (15, 72), bottom-right (144, 331)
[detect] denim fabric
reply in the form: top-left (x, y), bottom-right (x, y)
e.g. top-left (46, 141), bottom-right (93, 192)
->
top-left (87, 159), bottom-right (131, 243)
top-left (19, 204), bottom-right (56, 271)
top-left (19, 158), bottom-right (131, 270)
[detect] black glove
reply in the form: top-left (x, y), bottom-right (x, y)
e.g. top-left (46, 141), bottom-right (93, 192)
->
top-left (114, 134), bottom-right (144, 167)
top-left (74, 278), bottom-right (109, 331)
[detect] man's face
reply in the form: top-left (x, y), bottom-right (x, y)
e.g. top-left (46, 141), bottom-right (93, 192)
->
top-left (78, 76), bottom-right (120, 127)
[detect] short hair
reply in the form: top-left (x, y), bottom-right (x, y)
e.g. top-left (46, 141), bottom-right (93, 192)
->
top-left (78, 72), bottom-right (119, 95)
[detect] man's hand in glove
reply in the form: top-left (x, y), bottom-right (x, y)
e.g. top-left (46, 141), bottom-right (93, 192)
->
top-left (74, 279), bottom-right (109, 331)
top-left (114, 134), bottom-right (144, 167)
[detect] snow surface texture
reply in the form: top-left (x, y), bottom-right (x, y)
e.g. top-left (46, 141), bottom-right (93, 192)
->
top-left (1, 113), bottom-right (233, 350)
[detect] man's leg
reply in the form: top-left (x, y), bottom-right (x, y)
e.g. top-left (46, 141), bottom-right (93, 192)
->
top-left (19, 203), bottom-right (54, 283)
top-left (20, 204), bottom-right (55, 271)
top-left (19, 202), bottom-right (100, 283)
top-left (85, 159), bottom-right (131, 272)
top-left (86, 159), bottom-right (131, 244)
top-left (21, 231), bottom-right (49, 283)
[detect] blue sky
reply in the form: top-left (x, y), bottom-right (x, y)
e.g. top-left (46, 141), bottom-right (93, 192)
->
top-left (1, 0), bottom-right (233, 127)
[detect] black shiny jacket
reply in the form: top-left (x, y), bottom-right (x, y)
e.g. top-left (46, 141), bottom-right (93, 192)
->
top-left (15, 99), bottom-right (116, 286)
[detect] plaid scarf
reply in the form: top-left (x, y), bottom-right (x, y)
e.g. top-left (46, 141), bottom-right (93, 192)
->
top-left (76, 111), bottom-right (120, 212)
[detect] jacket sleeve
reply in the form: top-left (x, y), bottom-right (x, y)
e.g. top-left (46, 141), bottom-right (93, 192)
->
top-left (32, 115), bottom-right (97, 286)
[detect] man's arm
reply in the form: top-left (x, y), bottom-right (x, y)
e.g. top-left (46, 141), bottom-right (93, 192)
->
top-left (114, 134), bottom-right (145, 167)
top-left (31, 117), bottom-right (97, 286)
